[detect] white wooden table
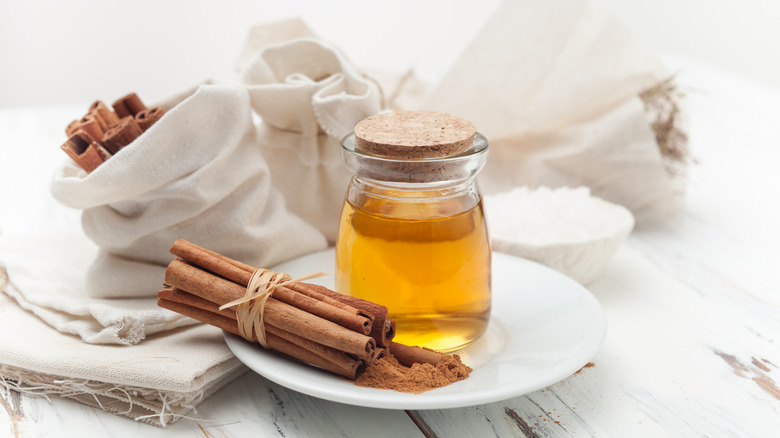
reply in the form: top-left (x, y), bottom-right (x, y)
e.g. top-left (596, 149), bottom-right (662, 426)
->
top-left (1, 58), bottom-right (779, 437)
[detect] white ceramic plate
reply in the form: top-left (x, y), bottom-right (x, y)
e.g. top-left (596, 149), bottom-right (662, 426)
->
top-left (224, 249), bottom-right (607, 410)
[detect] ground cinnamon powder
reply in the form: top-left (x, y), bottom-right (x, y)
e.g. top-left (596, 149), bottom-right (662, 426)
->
top-left (355, 353), bottom-right (472, 393)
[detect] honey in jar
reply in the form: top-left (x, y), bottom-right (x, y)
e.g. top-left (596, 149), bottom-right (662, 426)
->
top-left (336, 111), bottom-right (491, 352)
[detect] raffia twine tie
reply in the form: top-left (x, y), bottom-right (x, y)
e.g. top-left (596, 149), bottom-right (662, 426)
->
top-left (219, 269), bottom-right (326, 348)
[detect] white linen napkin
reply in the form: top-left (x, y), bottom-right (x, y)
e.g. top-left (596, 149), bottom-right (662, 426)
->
top-left (0, 290), bottom-right (244, 427)
top-left (0, 227), bottom-right (193, 345)
top-left (0, 227), bottom-right (245, 426)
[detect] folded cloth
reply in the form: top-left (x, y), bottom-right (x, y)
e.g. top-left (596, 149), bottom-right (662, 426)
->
top-left (0, 226), bottom-right (245, 426)
top-left (0, 227), bottom-right (196, 344)
top-left (0, 291), bottom-right (245, 427)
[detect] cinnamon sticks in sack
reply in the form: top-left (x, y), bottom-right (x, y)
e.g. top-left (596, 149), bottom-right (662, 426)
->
top-left (50, 84), bottom-right (327, 298)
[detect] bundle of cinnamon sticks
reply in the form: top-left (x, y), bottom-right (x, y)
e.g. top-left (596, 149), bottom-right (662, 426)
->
top-left (61, 92), bottom-right (164, 173)
top-left (159, 240), bottom-right (455, 380)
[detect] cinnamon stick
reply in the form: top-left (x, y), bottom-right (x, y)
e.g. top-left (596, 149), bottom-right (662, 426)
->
top-left (389, 342), bottom-right (446, 367)
top-left (169, 240), bottom-right (373, 335)
top-left (158, 288), bottom-right (364, 378)
top-left (65, 120), bottom-right (80, 137)
top-left (290, 282), bottom-right (396, 347)
top-left (159, 287), bottom-right (236, 319)
top-left (72, 115), bottom-right (104, 143)
top-left (161, 241), bottom-right (414, 379)
top-left (170, 240), bottom-right (254, 286)
top-left (279, 283), bottom-right (378, 330)
top-left (372, 346), bottom-right (387, 362)
top-left (164, 259), bottom-right (376, 359)
top-left (135, 106), bottom-right (163, 131)
top-left (87, 100), bottom-right (120, 129)
top-left (174, 240), bottom-right (361, 318)
top-left (112, 92), bottom-right (146, 118)
top-left (157, 292), bottom-right (364, 379)
top-left (269, 286), bottom-right (373, 335)
top-left (101, 116), bottom-right (142, 154)
top-left (60, 130), bottom-right (112, 173)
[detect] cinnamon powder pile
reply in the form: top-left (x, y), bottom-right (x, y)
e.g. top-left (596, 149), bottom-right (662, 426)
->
top-left (355, 353), bottom-right (472, 393)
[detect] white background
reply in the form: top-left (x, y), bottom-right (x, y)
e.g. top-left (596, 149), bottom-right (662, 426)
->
top-left (1, 0), bottom-right (779, 109)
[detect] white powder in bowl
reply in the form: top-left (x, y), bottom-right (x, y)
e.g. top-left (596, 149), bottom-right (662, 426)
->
top-left (485, 186), bottom-right (634, 284)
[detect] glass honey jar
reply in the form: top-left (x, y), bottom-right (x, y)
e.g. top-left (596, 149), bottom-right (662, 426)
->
top-left (335, 111), bottom-right (491, 352)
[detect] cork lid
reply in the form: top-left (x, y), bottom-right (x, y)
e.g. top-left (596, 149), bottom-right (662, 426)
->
top-left (354, 111), bottom-right (476, 159)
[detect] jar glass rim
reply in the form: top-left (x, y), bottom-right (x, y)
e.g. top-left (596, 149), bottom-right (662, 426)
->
top-left (341, 132), bottom-right (488, 163)
top-left (340, 131), bottom-right (488, 184)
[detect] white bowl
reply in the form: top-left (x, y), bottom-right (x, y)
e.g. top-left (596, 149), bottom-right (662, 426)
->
top-left (485, 186), bottom-right (634, 285)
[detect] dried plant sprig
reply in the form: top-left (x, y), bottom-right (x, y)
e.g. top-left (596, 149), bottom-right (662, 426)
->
top-left (640, 76), bottom-right (690, 176)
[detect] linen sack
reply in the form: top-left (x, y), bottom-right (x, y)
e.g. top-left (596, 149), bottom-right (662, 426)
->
top-left (240, 38), bottom-right (381, 242)
top-left (50, 83), bottom-right (327, 298)
top-left (414, 0), bottom-right (688, 224)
